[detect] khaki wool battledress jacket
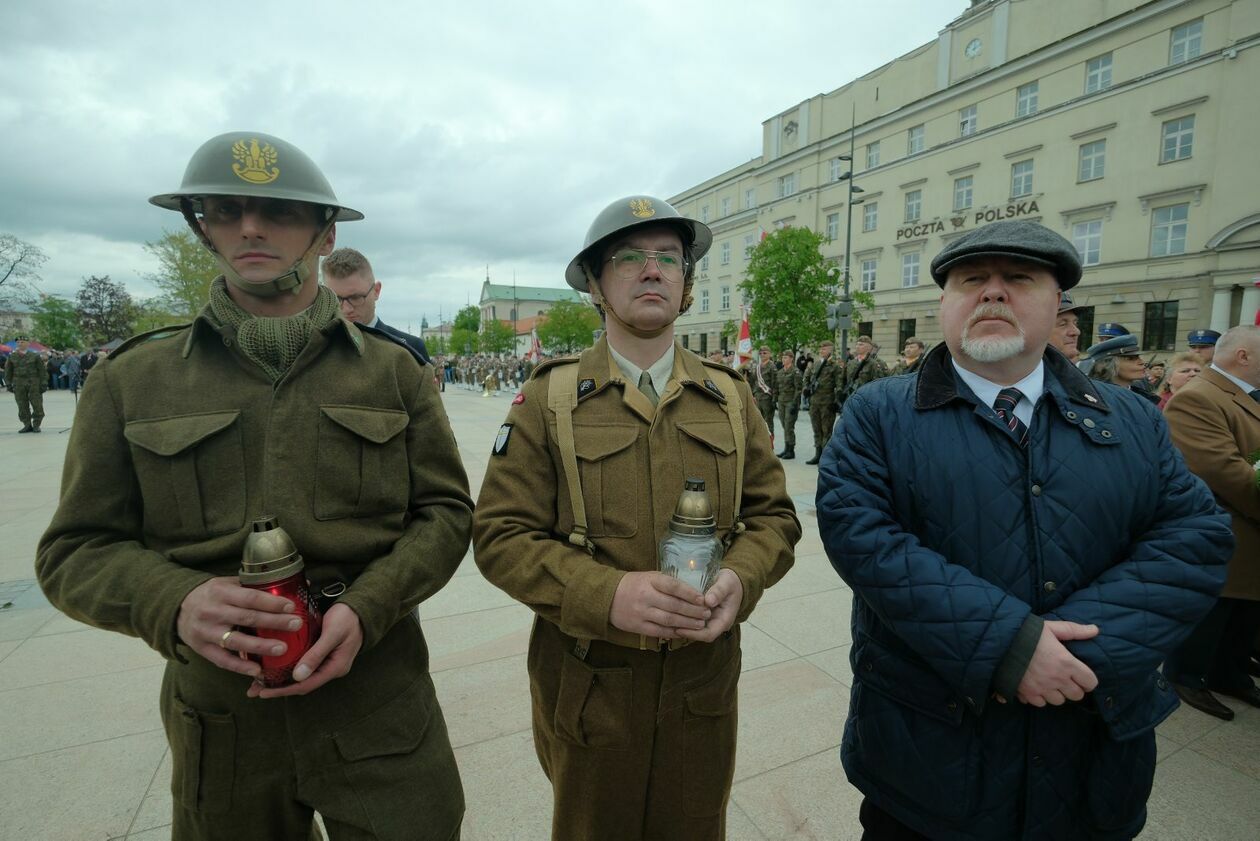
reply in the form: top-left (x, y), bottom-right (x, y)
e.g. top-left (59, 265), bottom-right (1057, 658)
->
top-left (474, 337), bottom-right (800, 647)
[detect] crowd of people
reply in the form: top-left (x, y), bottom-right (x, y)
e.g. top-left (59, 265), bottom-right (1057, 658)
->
top-left (24, 129), bottom-right (1260, 841)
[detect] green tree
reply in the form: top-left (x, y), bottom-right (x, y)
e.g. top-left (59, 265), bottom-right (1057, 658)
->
top-left (450, 305), bottom-right (482, 355)
top-left (0, 233), bottom-right (48, 307)
top-left (739, 227), bottom-right (871, 352)
top-left (453, 305), bottom-right (481, 332)
top-left (143, 229), bottom-right (220, 318)
top-left (537, 299), bottom-right (601, 354)
top-left (480, 319), bottom-right (517, 355)
top-left (31, 296), bottom-right (82, 349)
top-left (131, 298), bottom-right (186, 334)
top-left (76, 275), bottom-right (135, 345)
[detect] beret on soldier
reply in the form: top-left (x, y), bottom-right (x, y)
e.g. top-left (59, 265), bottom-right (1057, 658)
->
top-left (930, 220), bottom-right (1083, 290)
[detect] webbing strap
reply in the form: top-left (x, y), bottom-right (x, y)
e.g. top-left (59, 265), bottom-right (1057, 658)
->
top-left (707, 369), bottom-right (747, 541)
top-left (547, 363), bottom-right (595, 555)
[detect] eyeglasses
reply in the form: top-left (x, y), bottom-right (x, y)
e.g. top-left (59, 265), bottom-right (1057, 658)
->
top-left (604, 248), bottom-right (686, 281)
top-left (333, 289), bottom-right (373, 306)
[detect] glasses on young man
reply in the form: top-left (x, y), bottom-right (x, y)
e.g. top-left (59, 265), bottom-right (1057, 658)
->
top-left (604, 248), bottom-right (686, 281)
top-left (333, 288), bottom-right (373, 306)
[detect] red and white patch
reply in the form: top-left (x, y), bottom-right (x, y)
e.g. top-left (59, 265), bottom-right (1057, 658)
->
top-left (512, 392), bottom-right (526, 405)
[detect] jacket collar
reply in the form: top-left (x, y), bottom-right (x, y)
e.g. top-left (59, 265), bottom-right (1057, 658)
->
top-left (915, 342), bottom-right (1110, 413)
top-left (181, 305), bottom-right (364, 359)
top-left (575, 336), bottom-right (728, 412)
top-left (1198, 367), bottom-right (1260, 423)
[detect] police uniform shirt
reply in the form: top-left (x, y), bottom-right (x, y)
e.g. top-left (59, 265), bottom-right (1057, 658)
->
top-left (951, 359), bottom-right (1045, 429)
top-left (608, 342), bottom-right (675, 395)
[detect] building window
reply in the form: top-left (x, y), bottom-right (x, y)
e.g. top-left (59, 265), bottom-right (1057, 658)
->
top-left (699, 332), bottom-right (708, 354)
top-left (720, 197), bottom-right (731, 217)
top-left (700, 205), bottom-right (709, 222)
top-left (1142, 301), bottom-right (1179, 351)
top-left (863, 202), bottom-right (878, 232)
top-left (1161, 116), bottom-right (1195, 162)
top-left (1010, 159), bottom-right (1034, 198)
top-left (1085, 53), bottom-right (1113, 93)
top-left (1016, 81), bottom-right (1039, 117)
top-left (866, 141), bottom-right (881, 169)
top-left (830, 158), bottom-right (844, 182)
top-left (1170, 19), bottom-right (1203, 65)
top-left (700, 289), bottom-right (710, 313)
top-left (907, 125), bottom-right (925, 155)
top-left (861, 259), bottom-right (877, 292)
top-left (825, 212), bottom-right (840, 241)
top-left (681, 334), bottom-right (689, 349)
top-left (1078, 140), bottom-right (1106, 181)
top-left (1072, 219), bottom-right (1103, 266)
top-left (898, 319), bottom-right (917, 350)
top-left (953, 176), bottom-right (974, 211)
top-left (1151, 203), bottom-right (1189, 257)
top-left (1075, 306), bottom-right (1096, 346)
top-left (959, 105), bottom-right (978, 137)
top-left (721, 285), bottom-right (730, 310)
top-left (720, 242), bottom-right (731, 265)
top-left (744, 188), bottom-right (756, 209)
top-left (858, 321), bottom-right (874, 340)
top-left (901, 252), bottom-right (920, 288)
top-left (744, 233), bottom-right (757, 258)
top-left (700, 255), bottom-right (710, 272)
top-left (904, 190), bottom-right (922, 223)
top-left (778, 173), bottom-right (796, 198)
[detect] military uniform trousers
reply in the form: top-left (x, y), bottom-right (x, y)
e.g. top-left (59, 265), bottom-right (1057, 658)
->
top-left (528, 616), bottom-right (741, 841)
top-left (754, 393), bottom-right (776, 439)
top-left (160, 614), bottom-right (463, 841)
top-left (776, 402), bottom-right (798, 449)
top-left (808, 401), bottom-right (837, 452)
top-left (13, 381), bottom-right (44, 429)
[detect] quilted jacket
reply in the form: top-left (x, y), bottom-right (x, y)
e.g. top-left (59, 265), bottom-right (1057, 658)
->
top-left (817, 344), bottom-right (1231, 841)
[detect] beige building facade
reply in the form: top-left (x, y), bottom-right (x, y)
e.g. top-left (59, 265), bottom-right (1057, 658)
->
top-left (671, 0), bottom-right (1260, 359)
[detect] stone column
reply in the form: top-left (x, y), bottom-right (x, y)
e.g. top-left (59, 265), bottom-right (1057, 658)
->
top-left (1210, 287), bottom-right (1233, 333)
top-left (1239, 283), bottom-right (1260, 327)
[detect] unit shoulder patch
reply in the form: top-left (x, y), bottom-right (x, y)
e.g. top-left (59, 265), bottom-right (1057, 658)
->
top-left (493, 423), bottom-right (513, 455)
top-left (577, 378), bottom-right (597, 400)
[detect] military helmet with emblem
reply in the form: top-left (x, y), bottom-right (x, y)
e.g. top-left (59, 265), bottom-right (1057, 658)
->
top-left (564, 195), bottom-right (712, 293)
top-left (150, 132), bottom-right (362, 220)
top-left (149, 132), bottom-right (361, 298)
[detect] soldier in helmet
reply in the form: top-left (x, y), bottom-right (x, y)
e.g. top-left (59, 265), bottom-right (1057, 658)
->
top-left (4, 336), bottom-right (46, 432)
top-left (35, 132), bottom-right (470, 840)
top-left (473, 195), bottom-right (800, 840)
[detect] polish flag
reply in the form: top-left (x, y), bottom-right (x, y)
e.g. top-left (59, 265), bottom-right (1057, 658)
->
top-left (529, 326), bottom-right (543, 361)
top-left (737, 305), bottom-right (752, 363)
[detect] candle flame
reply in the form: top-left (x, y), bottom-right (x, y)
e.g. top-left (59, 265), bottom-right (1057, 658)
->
top-left (688, 559), bottom-right (697, 571)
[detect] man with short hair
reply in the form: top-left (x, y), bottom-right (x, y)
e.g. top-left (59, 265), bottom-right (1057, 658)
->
top-left (323, 246), bottom-right (431, 363)
top-left (1188, 328), bottom-right (1222, 364)
top-left (1146, 361), bottom-right (1166, 389)
top-left (36, 132), bottom-right (470, 840)
top-left (474, 194), bottom-right (799, 840)
top-left (1163, 325), bottom-right (1260, 721)
top-left (817, 219), bottom-right (1231, 840)
top-left (774, 349), bottom-right (803, 459)
top-left (891, 337), bottom-right (927, 375)
top-left (5, 337), bottom-right (46, 432)
top-left (804, 340), bottom-right (842, 464)
top-left (1049, 291), bottom-right (1085, 362)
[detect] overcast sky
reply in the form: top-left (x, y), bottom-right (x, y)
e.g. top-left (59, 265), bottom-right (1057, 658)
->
top-left (0, 0), bottom-right (959, 330)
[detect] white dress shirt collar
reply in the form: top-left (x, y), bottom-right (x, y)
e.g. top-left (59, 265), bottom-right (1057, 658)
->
top-left (951, 358), bottom-right (1045, 428)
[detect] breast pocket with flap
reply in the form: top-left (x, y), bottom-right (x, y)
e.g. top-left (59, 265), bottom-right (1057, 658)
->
top-left (573, 423), bottom-right (641, 538)
top-left (124, 411), bottom-right (245, 539)
top-left (315, 405), bottom-right (411, 521)
top-left (677, 420), bottom-right (737, 527)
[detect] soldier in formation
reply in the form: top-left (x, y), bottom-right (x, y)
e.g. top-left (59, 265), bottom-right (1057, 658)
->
top-left (774, 349), bottom-right (802, 459)
top-left (4, 337), bottom-right (46, 433)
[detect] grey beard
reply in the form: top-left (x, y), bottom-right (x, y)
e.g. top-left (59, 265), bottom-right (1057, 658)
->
top-left (961, 332), bottom-right (1026, 362)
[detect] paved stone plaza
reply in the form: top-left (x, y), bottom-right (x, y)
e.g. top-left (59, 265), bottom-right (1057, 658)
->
top-left (1, 386), bottom-right (1259, 840)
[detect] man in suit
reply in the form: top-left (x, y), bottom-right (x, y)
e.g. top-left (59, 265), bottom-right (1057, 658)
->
top-left (323, 247), bottom-right (431, 363)
top-left (1163, 325), bottom-right (1260, 720)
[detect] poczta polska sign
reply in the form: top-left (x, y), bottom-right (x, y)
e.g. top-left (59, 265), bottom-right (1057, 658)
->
top-left (896, 200), bottom-right (1040, 241)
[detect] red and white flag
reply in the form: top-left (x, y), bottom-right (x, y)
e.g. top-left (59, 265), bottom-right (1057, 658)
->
top-left (529, 326), bottom-right (542, 361)
top-left (737, 305), bottom-right (752, 364)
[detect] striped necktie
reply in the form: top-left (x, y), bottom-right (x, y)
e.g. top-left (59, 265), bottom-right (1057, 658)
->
top-left (638, 371), bottom-right (659, 407)
top-left (993, 387), bottom-right (1029, 447)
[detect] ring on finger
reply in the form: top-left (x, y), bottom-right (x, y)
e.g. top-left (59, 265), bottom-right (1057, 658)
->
top-left (219, 629), bottom-right (234, 649)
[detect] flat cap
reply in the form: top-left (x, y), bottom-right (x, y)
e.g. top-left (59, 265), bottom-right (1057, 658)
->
top-left (1187, 329), bottom-right (1221, 347)
top-left (1097, 323), bottom-right (1130, 338)
top-left (930, 220), bottom-right (1083, 289)
top-left (1083, 335), bottom-right (1141, 360)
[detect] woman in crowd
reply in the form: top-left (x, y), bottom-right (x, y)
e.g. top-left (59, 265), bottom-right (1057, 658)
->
top-left (1157, 352), bottom-right (1203, 410)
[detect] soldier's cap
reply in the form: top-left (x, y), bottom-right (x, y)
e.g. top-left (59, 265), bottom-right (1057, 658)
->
top-left (1057, 291), bottom-right (1086, 315)
top-left (1187, 329), bottom-right (1221, 347)
top-left (1083, 335), bottom-right (1141, 360)
top-left (855, 335), bottom-right (873, 344)
top-left (930, 220), bottom-right (1083, 289)
top-left (904, 336), bottom-right (925, 347)
top-left (1097, 322), bottom-right (1130, 338)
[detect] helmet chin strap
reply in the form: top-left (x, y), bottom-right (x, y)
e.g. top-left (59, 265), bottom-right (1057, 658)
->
top-left (180, 199), bottom-right (333, 299)
top-left (586, 272), bottom-right (678, 340)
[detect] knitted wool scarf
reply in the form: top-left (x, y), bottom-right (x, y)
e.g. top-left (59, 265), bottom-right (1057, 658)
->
top-left (207, 279), bottom-right (342, 382)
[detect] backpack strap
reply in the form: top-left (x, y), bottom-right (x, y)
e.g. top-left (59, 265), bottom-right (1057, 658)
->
top-left (547, 361), bottom-right (596, 556)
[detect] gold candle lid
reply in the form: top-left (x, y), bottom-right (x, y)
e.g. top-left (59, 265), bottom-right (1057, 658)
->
top-left (668, 477), bottom-right (717, 537)
top-left (239, 515), bottom-right (304, 586)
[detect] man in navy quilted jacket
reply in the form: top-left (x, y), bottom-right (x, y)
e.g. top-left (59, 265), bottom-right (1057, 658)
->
top-left (817, 220), bottom-right (1232, 841)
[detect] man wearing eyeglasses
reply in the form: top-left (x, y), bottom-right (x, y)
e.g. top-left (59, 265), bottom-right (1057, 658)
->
top-left (323, 247), bottom-right (431, 363)
top-left (473, 195), bottom-right (800, 840)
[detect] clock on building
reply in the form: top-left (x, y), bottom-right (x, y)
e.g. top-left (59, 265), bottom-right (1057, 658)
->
top-left (965, 38), bottom-right (983, 58)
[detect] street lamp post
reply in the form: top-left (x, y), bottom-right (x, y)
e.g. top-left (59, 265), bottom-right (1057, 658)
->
top-left (833, 111), bottom-right (865, 361)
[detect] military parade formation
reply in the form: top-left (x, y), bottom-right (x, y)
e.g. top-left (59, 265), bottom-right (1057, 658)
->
top-left (12, 127), bottom-right (1259, 841)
